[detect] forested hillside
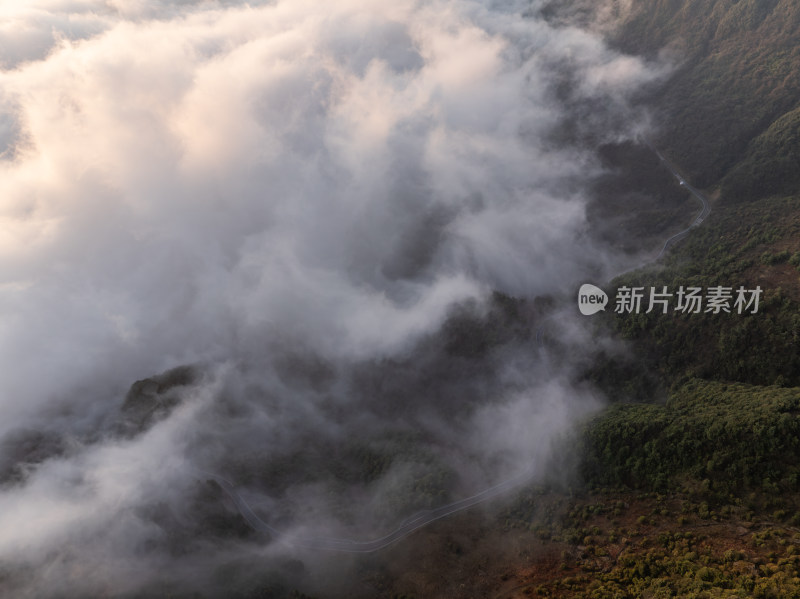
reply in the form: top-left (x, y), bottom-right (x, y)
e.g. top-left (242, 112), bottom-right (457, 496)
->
top-left (488, 5), bottom-right (800, 596)
top-left (613, 0), bottom-right (800, 189)
top-left (574, 0), bottom-right (799, 458)
top-left (593, 0), bottom-right (800, 393)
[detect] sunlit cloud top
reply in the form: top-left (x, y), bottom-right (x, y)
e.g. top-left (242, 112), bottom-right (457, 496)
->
top-left (0, 1), bottom-right (667, 594)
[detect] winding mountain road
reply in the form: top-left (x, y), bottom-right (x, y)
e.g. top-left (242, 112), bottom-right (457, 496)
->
top-left (645, 140), bottom-right (711, 260)
top-left (204, 468), bottom-right (535, 552)
top-left (205, 141), bottom-right (712, 552)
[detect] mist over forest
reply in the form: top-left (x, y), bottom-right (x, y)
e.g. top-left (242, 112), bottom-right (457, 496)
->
top-left (0, 0), bottom-right (735, 596)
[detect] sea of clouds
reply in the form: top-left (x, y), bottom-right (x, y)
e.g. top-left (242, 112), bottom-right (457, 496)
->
top-left (0, 0), bottom-right (668, 595)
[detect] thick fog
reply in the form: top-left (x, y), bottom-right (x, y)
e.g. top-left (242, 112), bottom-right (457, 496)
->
top-left (0, 0), bottom-right (667, 596)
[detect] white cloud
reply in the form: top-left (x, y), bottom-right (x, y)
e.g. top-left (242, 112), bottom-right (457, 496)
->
top-left (0, 0), bottom-right (667, 594)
